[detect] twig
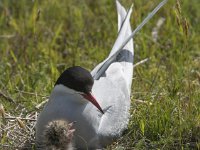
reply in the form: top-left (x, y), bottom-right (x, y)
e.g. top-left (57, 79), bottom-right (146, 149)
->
top-left (0, 90), bottom-right (16, 104)
top-left (0, 34), bottom-right (15, 38)
top-left (133, 58), bottom-right (149, 68)
top-left (4, 116), bottom-right (36, 121)
top-left (0, 144), bottom-right (33, 149)
top-left (0, 124), bottom-right (17, 131)
top-left (134, 99), bottom-right (152, 105)
top-left (15, 89), bottom-right (48, 98)
top-left (35, 99), bottom-right (48, 109)
top-left (0, 103), bottom-right (5, 118)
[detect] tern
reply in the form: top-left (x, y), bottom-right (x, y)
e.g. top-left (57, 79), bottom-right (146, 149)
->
top-left (36, 0), bottom-right (167, 149)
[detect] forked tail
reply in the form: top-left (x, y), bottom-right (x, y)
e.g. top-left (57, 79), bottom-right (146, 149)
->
top-left (91, 0), bottom-right (133, 81)
top-left (91, 0), bottom-right (168, 80)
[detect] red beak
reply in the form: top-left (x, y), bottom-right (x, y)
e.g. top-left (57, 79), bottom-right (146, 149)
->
top-left (81, 92), bottom-right (104, 114)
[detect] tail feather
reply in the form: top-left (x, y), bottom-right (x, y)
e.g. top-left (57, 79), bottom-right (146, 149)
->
top-left (91, 0), bottom-right (168, 80)
top-left (116, 0), bottom-right (127, 32)
top-left (91, 1), bottom-right (133, 80)
top-left (109, 1), bottom-right (133, 57)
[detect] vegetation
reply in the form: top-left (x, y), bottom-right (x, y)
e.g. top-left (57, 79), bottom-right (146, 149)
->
top-left (0, 0), bottom-right (199, 149)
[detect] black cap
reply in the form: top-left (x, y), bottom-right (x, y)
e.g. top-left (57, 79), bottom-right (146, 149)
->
top-left (55, 66), bottom-right (94, 93)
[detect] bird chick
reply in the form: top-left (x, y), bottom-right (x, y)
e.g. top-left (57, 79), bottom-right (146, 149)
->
top-left (43, 120), bottom-right (75, 150)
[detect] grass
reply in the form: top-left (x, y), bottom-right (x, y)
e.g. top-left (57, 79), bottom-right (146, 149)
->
top-left (0, 0), bottom-right (199, 149)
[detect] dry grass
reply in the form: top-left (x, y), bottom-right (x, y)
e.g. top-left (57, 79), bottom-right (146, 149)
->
top-left (0, 104), bottom-right (36, 149)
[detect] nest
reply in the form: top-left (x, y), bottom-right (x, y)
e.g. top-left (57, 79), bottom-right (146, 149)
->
top-left (0, 101), bottom-right (46, 150)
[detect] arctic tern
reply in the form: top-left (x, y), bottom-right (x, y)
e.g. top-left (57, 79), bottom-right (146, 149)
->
top-left (36, 0), bottom-right (168, 149)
